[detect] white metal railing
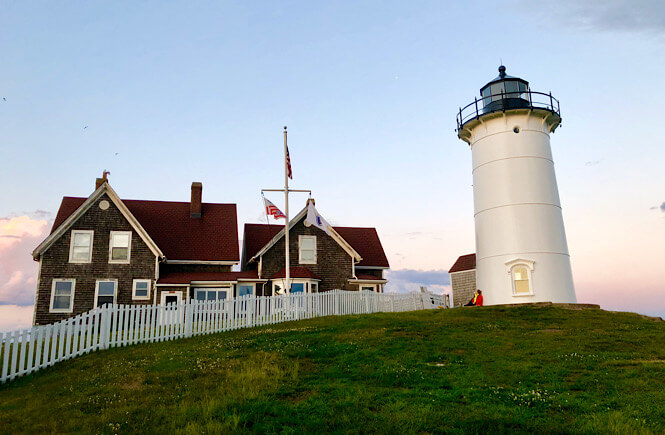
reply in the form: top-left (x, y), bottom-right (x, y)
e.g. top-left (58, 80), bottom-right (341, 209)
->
top-left (0, 290), bottom-right (447, 384)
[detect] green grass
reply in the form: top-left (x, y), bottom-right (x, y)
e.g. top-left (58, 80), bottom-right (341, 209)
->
top-left (1, 305), bottom-right (665, 433)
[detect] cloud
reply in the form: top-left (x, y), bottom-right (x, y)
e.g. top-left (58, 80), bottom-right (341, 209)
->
top-left (31, 210), bottom-right (53, 220)
top-left (0, 305), bottom-right (34, 332)
top-left (385, 269), bottom-right (450, 295)
top-left (517, 0), bottom-right (665, 35)
top-left (0, 215), bottom-right (51, 306)
top-left (650, 202), bottom-right (665, 213)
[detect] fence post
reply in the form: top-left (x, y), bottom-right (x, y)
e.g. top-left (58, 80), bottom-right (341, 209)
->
top-left (100, 305), bottom-right (109, 350)
top-left (185, 300), bottom-right (194, 338)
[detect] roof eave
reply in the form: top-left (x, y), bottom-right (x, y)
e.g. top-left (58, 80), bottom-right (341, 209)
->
top-left (32, 183), bottom-right (164, 260)
top-left (249, 206), bottom-right (363, 264)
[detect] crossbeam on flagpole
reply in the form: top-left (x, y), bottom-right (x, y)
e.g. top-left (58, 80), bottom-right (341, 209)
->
top-left (261, 189), bottom-right (311, 193)
top-left (261, 189), bottom-right (312, 193)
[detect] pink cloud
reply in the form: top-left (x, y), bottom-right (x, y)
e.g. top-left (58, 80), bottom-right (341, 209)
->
top-left (0, 215), bottom-right (51, 306)
top-left (576, 281), bottom-right (664, 319)
top-left (0, 305), bottom-right (34, 332)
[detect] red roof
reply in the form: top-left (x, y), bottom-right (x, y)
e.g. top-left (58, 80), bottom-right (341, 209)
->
top-left (270, 267), bottom-right (321, 280)
top-left (242, 223), bottom-right (389, 268)
top-left (334, 227), bottom-right (389, 268)
top-left (158, 271), bottom-right (260, 284)
top-left (52, 197), bottom-right (239, 262)
top-left (449, 254), bottom-right (476, 273)
top-left (354, 274), bottom-right (385, 281)
top-left (242, 223), bottom-right (282, 266)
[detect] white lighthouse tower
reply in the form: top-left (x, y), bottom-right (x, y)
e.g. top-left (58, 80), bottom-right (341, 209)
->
top-left (456, 66), bottom-right (576, 305)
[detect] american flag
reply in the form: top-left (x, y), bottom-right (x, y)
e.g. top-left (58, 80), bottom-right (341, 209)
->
top-left (264, 197), bottom-right (286, 219)
top-left (286, 145), bottom-right (293, 179)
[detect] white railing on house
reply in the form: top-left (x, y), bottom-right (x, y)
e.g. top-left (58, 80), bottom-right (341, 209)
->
top-left (0, 290), bottom-right (447, 384)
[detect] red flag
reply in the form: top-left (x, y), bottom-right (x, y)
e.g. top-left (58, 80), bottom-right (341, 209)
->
top-left (264, 197), bottom-right (286, 219)
top-left (286, 146), bottom-right (293, 179)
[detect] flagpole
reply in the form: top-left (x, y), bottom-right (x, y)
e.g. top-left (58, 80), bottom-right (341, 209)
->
top-left (284, 126), bottom-right (290, 294)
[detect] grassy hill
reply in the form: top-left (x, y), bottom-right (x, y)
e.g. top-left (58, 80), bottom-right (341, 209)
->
top-left (1, 305), bottom-right (664, 433)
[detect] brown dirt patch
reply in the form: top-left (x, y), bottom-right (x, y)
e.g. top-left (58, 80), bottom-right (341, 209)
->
top-left (121, 375), bottom-right (144, 391)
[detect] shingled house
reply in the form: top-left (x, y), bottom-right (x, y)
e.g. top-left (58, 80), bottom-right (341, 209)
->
top-left (449, 253), bottom-right (476, 307)
top-left (30, 178), bottom-right (264, 325)
top-left (241, 201), bottom-right (390, 295)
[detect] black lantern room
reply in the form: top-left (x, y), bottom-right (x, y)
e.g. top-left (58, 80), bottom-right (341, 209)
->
top-left (456, 65), bottom-right (561, 134)
top-left (480, 65), bottom-right (531, 113)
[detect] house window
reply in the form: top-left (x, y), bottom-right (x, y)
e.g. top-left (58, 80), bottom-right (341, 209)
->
top-left (69, 230), bottom-right (93, 263)
top-left (361, 285), bottom-right (376, 292)
top-left (133, 279), bottom-right (151, 300)
top-left (50, 279), bottom-right (75, 313)
top-left (272, 280), bottom-right (319, 295)
top-left (95, 280), bottom-right (117, 307)
top-left (109, 231), bottom-right (132, 263)
top-left (194, 288), bottom-right (229, 301)
top-left (512, 266), bottom-right (531, 294)
top-left (299, 235), bottom-right (316, 264)
top-left (237, 284), bottom-right (254, 298)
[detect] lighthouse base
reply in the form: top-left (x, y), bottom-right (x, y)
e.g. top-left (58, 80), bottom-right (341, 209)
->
top-left (476, 253), bottom-right (576, 306)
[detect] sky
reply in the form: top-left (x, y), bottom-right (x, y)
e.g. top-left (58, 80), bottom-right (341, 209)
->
top-left (1, 0), bottom-right (664, 330)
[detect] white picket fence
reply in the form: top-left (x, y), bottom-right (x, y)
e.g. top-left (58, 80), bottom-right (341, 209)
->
top-left (0, 290), bottom-right (447, 384)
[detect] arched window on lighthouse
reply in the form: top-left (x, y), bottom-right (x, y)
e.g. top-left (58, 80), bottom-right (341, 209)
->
top-left (505, 259), bottom-right (535, 296)
top-left (512, 266), bottom-right (531, 294)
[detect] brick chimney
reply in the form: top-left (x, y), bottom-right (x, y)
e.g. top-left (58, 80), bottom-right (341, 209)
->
top-left (95, 170), bottom-right (110, 190)
top-left (190, 182), bottom-right (202, 218)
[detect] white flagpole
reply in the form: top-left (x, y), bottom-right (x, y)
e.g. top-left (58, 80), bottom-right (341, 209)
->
top-left (284, 126), bottom-right (290, 294)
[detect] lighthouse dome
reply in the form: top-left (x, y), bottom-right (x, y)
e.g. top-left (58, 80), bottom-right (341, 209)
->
top-left (479, 65), bottom-right (531, 112)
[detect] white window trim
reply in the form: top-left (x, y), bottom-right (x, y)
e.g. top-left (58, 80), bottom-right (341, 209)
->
top-left (160, 290), bottom-right (183, 305)
top-left (272, 278), bottom-right (320, 295)
top-left (94, 279), bottom-right (118, 307)
top-left (359, 284), bottom-right (377, 292)
top-left (505, 259), bottom-right (535, 297)
top-left (69, 230), bottom-right (94, 263)
top-left (236, 282), bottom-right (255, 298)
top-left (132, 279), bottom-right (152, 301)
top-left (109, 231), bottom-right (132, 264)
top-left (192, 287), bottom-right (233, 301)
top-left (298, 235), bottom-right (317, 265)
top-left (49, 279), bottom-right (76, 313)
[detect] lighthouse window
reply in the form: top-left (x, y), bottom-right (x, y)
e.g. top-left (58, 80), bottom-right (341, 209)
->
top-left (512, 266), bottom-right (531, 294)
top-left (505, 81), bottom-right (519, 98)
top-left (490, 82), bottom-right (505, 99)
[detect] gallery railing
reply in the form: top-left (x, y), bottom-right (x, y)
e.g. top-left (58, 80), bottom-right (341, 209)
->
top-left (456, 90), bottom-right (561, 131)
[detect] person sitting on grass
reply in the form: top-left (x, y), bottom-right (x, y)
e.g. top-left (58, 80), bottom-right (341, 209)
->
top-left (465, 290), bottom-right (480, 306)
top-left (475, 290), bottom-right (484, 306)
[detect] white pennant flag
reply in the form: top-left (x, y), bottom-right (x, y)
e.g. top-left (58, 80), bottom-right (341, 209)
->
top-left (305, 201), bottom-right (330, 235)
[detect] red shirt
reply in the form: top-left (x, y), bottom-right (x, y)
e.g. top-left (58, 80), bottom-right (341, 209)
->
top-left (475, 295), bottom-right (484, 306)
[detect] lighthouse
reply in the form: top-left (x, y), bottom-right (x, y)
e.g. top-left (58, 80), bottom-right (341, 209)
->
top-left (456, 66), bottom-right (576, 305)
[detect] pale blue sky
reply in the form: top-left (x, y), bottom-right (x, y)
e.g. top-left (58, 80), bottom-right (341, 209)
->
top-left (1, 1), bottom-right (664, 321)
